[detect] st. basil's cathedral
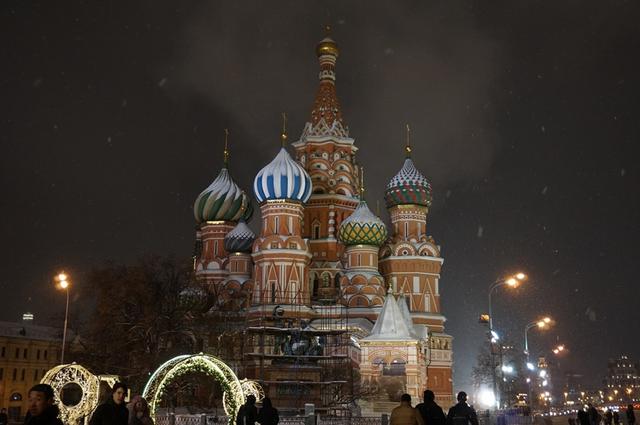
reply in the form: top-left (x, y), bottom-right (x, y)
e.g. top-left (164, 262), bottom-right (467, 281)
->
top-left (190, 34), bottom-right (454, 414)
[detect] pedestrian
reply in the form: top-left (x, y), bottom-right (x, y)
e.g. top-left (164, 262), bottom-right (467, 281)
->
top-left (390, 394), bottom-right (424, 425)
top-left (0, 408), bottom-right (8, 425)
top-left (446, 392), bottom-right (479, 425)
top-left (416, 390), bottom-right (446, 425)
top-left (588, 404), bottom-right (601, 425)
top-left (605, 410), bottom-right (613, 425)
top-left (89, 382), bottom-right (129, 425)
top-left (236, 395), bottom-right (258, 425)
top-left (626, 405), bottom-right (635, 425)
top-left (127, 396), bottom-right (154, 425)
top-left (257, 398), bottom-right (279, 425)
top-left (578, 409), bottom-right (591, 425)
top-left (613, 411), bottom-right (620, 425)
top-left (24, 384), bottom-right (64, 425)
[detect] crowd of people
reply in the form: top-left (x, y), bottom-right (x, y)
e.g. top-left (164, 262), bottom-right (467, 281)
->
top-left (6, 382), bottom-right (636, 425)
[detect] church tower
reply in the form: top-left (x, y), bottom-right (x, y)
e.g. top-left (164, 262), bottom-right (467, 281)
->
top-left (378, 129), bottom-right (453, 404)
top-left (193, 131), bottom-right (253, 294)
top-left (292, 32), bottom-right (360, 300)
top-left (250, 126), bottom-right (313, 320)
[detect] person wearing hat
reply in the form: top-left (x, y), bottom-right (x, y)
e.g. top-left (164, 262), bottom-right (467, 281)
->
top-left (446, 392), bottom-right (478, 425)
top-left (24, 384), bottom-right (63, 425)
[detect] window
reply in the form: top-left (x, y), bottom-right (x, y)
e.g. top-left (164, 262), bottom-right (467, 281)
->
top-left (313, 223), bottom-right (320, 239)
top-left (44, 350), bottom-right (48, 360)
top-left (15, 348), bottom-right (19, 358)
top-left (270, 243), bottom-right (278, 249)
top-left (34, 369), bottom-right (38, 381)
top-left (12, 368), bottom-right (17, 381)
top-left (1, 346), bottom-right (4, 357)
top-left (36, 349), bottom-right (40, 360)
top-left (0, 368), bottom-right (3, 380)
top-left (21, 369), bottom-right (25, 381)
top-left (289, 243), bottom-right (297, 249)
top-left (214, 240), bottom-right (218, 256)
top-left (23, 348), bottom-right (27, 359)
top-left (271, 283), bottom-right (276, 304)
top-left (274, 217), bottom-right (280, 232)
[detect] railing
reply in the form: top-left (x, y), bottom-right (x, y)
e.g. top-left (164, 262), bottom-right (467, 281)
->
top-left (155, 415), bottom-right (230, 425)
top-left (318, 417), bottom-right (382, 425)
top-left (156, 415), bottom-right (383, 425)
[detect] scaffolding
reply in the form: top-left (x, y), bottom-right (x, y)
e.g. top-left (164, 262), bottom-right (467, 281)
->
top-left (241, 294), bottom-right (354, 416)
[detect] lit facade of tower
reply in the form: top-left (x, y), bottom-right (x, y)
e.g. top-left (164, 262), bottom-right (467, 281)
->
top-left (292, 35), bottom-right (360, 300)
top-left (250, 143), bottom-right (313, 319)
top-left (379, 137), bottom-right (453, 404)
top-left (193, 134), bottom-right (253, 295)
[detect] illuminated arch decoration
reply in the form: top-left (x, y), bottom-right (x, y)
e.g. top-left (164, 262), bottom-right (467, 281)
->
top-left (40, 364), bottom-right (101, 425)
top-left (142, 353), bottom-right (244, 419)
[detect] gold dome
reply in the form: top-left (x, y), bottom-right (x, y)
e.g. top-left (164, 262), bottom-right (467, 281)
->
top-left (316, 37), bottom-right (339, 57)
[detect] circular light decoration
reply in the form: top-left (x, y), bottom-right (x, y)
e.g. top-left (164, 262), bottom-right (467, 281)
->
top-left (142, 353), bottom-right (244, 420)
top-left (222, 379), bottom-right (264, 408)
top-left (40, 364), bottom-right (101, 425)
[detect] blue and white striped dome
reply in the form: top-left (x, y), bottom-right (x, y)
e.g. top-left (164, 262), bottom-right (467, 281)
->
top-left (253, 147), bottom-right (312, 203)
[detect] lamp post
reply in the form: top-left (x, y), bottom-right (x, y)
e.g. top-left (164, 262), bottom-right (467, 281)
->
top-left (55, 272), bottom-right (70, 364)
top-left (524, 316), bottom-right (552, 408)
top-left (487, 272), bottom-right (526, 409)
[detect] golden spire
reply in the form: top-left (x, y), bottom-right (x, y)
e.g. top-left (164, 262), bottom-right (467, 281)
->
top-left (405, 123), bottom-right (412, 158)
top-left (281, 112), bottom-right (288, 147)
top-left (223, 128), bottom-right (230, 167)
top-left (359, 166), bottom-right (365, 200)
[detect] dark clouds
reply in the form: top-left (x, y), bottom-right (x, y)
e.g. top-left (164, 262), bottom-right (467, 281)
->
top-left (1, 0), bottom-right (639, 392)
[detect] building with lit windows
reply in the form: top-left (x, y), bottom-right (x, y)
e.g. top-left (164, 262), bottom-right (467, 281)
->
top-left (190, 33), bottom-right (453, 413)
top-left (605, 355), bottom-right (640, 403)
top-left (0, 320), bottom-right (62, 421)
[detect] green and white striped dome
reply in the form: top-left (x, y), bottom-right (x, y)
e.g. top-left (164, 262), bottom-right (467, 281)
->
top-left (194, 168), bottom-right (253, 224)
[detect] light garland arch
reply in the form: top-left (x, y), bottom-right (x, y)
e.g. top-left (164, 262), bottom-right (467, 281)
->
top-left (142, 353), bottom-right (244, 420)
top-left (40, 364), bottom-right (102, 425)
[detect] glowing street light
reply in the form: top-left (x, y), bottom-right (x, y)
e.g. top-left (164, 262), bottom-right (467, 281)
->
top-left (54, 272), bottom-right (71, 364)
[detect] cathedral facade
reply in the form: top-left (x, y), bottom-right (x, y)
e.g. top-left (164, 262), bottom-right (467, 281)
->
top-left (192, 34), bottom-right (453, 412)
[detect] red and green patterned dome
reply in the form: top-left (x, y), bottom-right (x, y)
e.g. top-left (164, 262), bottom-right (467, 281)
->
top-left (338, 201), bottom-right (388, 246)
top-left (384, 157), bottom-right (432, 208)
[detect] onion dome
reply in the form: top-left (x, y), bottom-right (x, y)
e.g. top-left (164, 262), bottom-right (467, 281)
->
top-left (194, 130), bottom-right (253, 224)
top-left (384, 127), bottom-right (433, 208)
top-left (224, 220), bottom-right (256, 253)
top-left (338, 201), bottom-right (388, 246)
top-left (253, 147), bottom-right (312, 203)
top-left (194, 168), bottom-right (253, 223)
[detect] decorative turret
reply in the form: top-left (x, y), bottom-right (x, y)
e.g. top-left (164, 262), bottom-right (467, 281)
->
top-left (194, 130), bottom-right (253, 223)
top-left (224, 220), bottom-right (256, 253)
top-left (338, 201), bottom-right (387, 247)
top-left (254, 116), bottom-right (312, 203)
top-left (384, 125), bottom-right (432, 209)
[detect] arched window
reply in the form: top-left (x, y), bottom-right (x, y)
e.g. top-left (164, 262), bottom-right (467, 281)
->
top-left (313, 222), bottom-right (321, 239)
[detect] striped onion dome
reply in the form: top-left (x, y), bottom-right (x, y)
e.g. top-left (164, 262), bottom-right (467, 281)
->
top-left (194, 168), bottom-right (253, 224)
top-left (224, 220), bottom-right (256, 253)
top-left (253, 147), bottom-right (312, 203)
top-left (338, 201), bottom-right (388, 246)
top-left (384, 158), bottom-right (432, 208)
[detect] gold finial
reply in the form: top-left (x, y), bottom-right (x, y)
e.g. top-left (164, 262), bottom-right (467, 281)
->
top-left (223, 128), bottom-right (230, 167)
top-left (359, 166), bottom-right (365, 199)
top-left (405, 123), bottom-right (412, 158)
top-left (281, 112), bottom-right (288, 146)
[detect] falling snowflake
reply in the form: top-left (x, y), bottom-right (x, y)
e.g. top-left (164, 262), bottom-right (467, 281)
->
top-left (477, 226), bottom-right (484, 238)
top-left (621, 168), bottom-right (626, 176)
top-left (541, 186), bottom-right (548, 195)
top-left (158, 77), bottom-right (168, 87)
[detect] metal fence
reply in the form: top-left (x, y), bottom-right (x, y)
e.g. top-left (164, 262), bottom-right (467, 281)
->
top-left (156, 415), bottom-right (384, 425)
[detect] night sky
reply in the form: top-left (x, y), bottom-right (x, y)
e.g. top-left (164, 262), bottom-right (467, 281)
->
top-left (2, 1), bottom-right (639, 390)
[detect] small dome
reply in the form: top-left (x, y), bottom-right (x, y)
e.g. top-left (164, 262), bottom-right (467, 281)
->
top-left (338, 201), bottom-right (388, 246)
top-left (224, 220), bottom-right (256, 253)
top-left (384, 158), bottom-right (432, 208)
top-left (316, 36), bottom-right (339, 57)
top-left (194, 168), bottom-right (253, 224)
top-left (253, 147), bottom-right (312, 203)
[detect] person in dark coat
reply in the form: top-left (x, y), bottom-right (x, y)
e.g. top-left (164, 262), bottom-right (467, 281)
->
top-left (605, 410), bottom-right (613, 425)
top-left (89, 382), bottom-right (129, 425)
top-left (257, 398), bottom-right (279, 425)
top-left (446, 392), bottom-right (478, 425)
top-left (588, 404), bottom-right (601, 425)
top-left (613, 411), bottom-right (620, 425)
top-left (0, 408), bottom-right (9, 425)
top-left (236, 395), bottom-right (258, 425)
top-left (127, 396), bottom-right (154, 425)
top-left (416, 390), bottom-right (446, 425)
top-left (627, 405), bottom-right (636, 425)
top-left (578, 409), bottom-right (591, 425)
top-left (24, 384), bottom-right (64, 425)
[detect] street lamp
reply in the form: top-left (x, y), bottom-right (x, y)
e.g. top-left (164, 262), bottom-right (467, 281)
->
top-left (55, 272), bottom-right (70, 364)
top-left (524, 316), bottom-right (552, 408)
top-left (486, 272), bottom-right (526, 409)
